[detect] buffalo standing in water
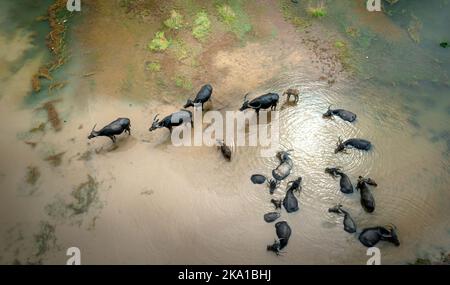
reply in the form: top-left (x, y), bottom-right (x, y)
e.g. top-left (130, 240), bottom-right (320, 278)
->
top-left (267, 221), bottom-right (292, 255)
top-left (323, 105), bottom-right (357, 122)
top-left (149, 110), bottom-right (193, 133)
top-left (88, 118), bottom-right (131, 143)
top-left (239, 93), bottom-right (279, 115)
top-left (358, 225), bottom-right (400, 247)
top-left (356, 176), bottom-right (378, 213)
top-left (283, 177), bottom-right (302, 213)
top-left (325, 167), bottom-right (354, 194)
top-left (335, 137), bottom-right (372, 153)
top-left (183, 84), bottom-right (213, 109)
top-left (328, 204), bottom-right (357, 233)
top-left (283, 88), bottom-right (300, 103)
top-left (272, 150), bottom-right (294, 181)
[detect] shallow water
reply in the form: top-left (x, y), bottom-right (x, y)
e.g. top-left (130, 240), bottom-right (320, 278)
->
top-left (0, 0), bottom-right (449, 264)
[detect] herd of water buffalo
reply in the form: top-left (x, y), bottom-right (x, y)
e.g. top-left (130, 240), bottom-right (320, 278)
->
top-left (86, 83), bottom-right (400, 256)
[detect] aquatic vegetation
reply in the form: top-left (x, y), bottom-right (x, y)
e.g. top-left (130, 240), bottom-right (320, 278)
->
top-left (33, 222), bottom-right (57, 257)
top-left (174, 75), bottom-right (193, 90)
top-left (440, 42), bottom-right (448, 48)
top-left (45, 175), bottom-right (101, 225)
top-left (38, 100), bottom-right (62, 132)
top-left (29, 123), bottom-right (46, 133)
top-left (345, 26), bottom-right (359, 38)
top-left (170, 39), bottom-right (192, 61)
top-left (192, 11), bottom-right (211, 41)
top-left (78, 150), bottom-right (93, 161)
top-left (48, 81), bottom-right (67, 95)
top-left (411, 253), bottom-right (450, 265)
top-left (217, 4), bottom-right (237, 25)
top-left (68, 175), bottom-right (99, 215)
top-left (334, 40), bottom-right (352, 71)
top-left (25, 166), bottom-right (40, 186)
top-left (148, 31), bottom-right (171, 52)
top-left (44, 152), bottom-right (66, 167)
top-left (279, 0), bottom-right (310, 30)
top-left (407, 14), bottom-right (422, 44)
top-left (164, 10), bottom-right (184, 30)
top-left (308, 4), bottom-right (327, 18)
top-left (146, 61), bottom-right (161, 72)
top-left (31, 0), bottom-right (73, 94)
top-left (25, 141), bottom-right (38, 148)
top-left (216, 1), bottom-right (252, 39)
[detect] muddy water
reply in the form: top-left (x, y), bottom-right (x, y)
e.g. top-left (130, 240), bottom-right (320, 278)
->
top-left (1, 0), bottom-right (449, 264)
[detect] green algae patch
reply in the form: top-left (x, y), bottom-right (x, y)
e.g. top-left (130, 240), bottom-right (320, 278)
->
top-left (308, 6), bottom-right (327, 18)
top-left (68, 175), bottom-right (99, 215)
top-left (26, 166), bottom-right (40, 186)
top-left (217, 4), bottom-right (236, 25)
top-left (334, 40), bottom-right (353, 71)
top-left (216, 1), bottom-right (252, 40)
top-left (45, 175), bottom-right (103, 228)
top-left (164, 10), bottom-right (184, 30)
top-left (146, 61), bottom-right (161, 72)
top-left (174, 75), bottom-right (193, 90)
top-left (148, 31), bottom-right (171, 52)
top-left (34, 222), bottom-right (57, 257)
top-left (44, 151), bottom-right (66, 167)
top-left (279, 0), bottom-right (311, 30)
top-left (170, 39), bottom-right (192, 61)
top-left (192, 11), bottom-right (211, 41)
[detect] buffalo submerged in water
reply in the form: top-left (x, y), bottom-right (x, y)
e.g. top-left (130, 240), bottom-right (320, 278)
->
top-left (283, 177), bottom-right (302, 213)
top-left (267, 221), bottom-right (292, 255)
top-left (328, 204), bottom-right (357, 233)
top-left (357, 176), bottom-right (378, 213)
top-left (358, 225), bottom-right (400, 247)
top-left (272, 150), bottom-right (294, 181)
top-left (335, 137), bottom-right (372, 153)
top-left (323, 105), bottom-right (357, 122)
top-left (325, 167), bottom-right (354, 194)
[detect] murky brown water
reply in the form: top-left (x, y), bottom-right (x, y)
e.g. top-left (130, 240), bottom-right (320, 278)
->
top-left (1, 0), bottom-right (449, 265)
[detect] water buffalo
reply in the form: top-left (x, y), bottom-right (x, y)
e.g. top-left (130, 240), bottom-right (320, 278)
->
top-left (149, 110), bottom-right (193, 132)
top-left (272, 150), bottom-right (294, 181)
top-left (216, 140), bottom-right (231, 161)
top-left (264, 212), bottom-right (281, 223)
top-left (283, 88), bottom-right (300, 103)
top-left (271, 199), bottom-right (282, 210)
top-left (323, 105), bottom-right (357, 122)
top-left (328, 204), bottom-right (357, 233)
top-left (325, 167), bottom-right (354, 194)
top-left (287, 176), bottom-right (302, 193)
top-left (358, 225), bottom-right (400, 247)
top-left (250, 174), bottom-right (266, 184)
top-left (283, 177), bottom-right (302, 213)
top-left (356, 176), bottom-right (377, 213)
top-left (335, 137), bottom-right (372, 153)
top-left (183, 84), bottom-right (213, 109)
top-left (283, 189), bottom-right (299, 213)
top-left (88, 118), bottom-right (131, 143)
top-left (239, 93), bottom-right (279, 115)
top-left (268, 178), bottom-right (280, 195)
top-left (250, 174), bottom-right (279, 194)
top-left (267, 221), bottom-right (292, 255)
